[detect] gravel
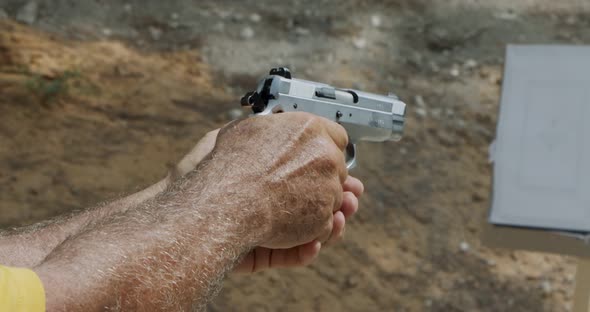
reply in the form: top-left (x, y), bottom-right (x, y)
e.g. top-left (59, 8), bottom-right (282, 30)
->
top-left (240, 26), bottom-right (255, 39)
top-left (16, 1), bottom-right (38, 25)
top-left (353, 37), bottom-right (367, 49)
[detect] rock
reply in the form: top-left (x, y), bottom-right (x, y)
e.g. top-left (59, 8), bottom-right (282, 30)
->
top-left (399, 147), bottom-right (407, 155)
top-left (414, 95), bottom-right (426, 107)
top-left (485, 258), bottom-right (496, 267)
top-left (171, 12), bottom-right (179, 20)
top-left (344, 274), bottom-right (360, 288)
top-left (286, 18), bottom-right (294, 29)
top-left (353, 37), bottom-right (367, 49)
top-left (370, 14), bottom-right (382, 28)
top-left (540, 280), bottom-right (552, 295)
top-left (218, 10), bottom-right (231, 19)
top-left (326, 53), bottom-right (335, 64)
top-left (0, 9), bottom-right (8, 19)
top-left (429, 61), bottom-right (440, 73)
top-left (424, 299), bottom-right (433, 307)
top-left (352, 82), bottom-right (365, 90)
top-left (240, 26), bottom-right (255, 39)
top-left (16, 1), bottom-right (38, 25)
top-left (438, 131), bottom-right (458, 146)
top-left (456, 119), bottom-right (467, 129)
top-left (294, 27), bottom-right (310, 36)
top-left (430, 108), bottom-right (442, 118)
top-left (415, 107), bottom-right (427, 117)
top-left (425, 21), bottom-right (484, 52)
top-left (249, 13), bottom-right (261, 23)
top-left (148, 26), bottom-right (163, 41)
top-left (102, 28), bottom-right (113, 37)
top-left (227, 109), bottom-right (243, 120)
top-left (450, 67), bottom-right (460, 77)
top-left (408, 205), bottom-right (433, 224)
top-left (445, 108), bottom-right (455, 117)
top-left (267, 271), bottom-right (280, 283)
top-left (471, 192), bottom-right (484, 202)
top-left (495, 10), bottom-right (518, 21)
top-left (213, 22), bottom-right (225, 32)
top-left (565, 15), bottom-right (577, 25)
top-left (464, 59), bottom-right (478, 69)
top-left (406, 54), bottom-right (422, 69)
top-left (232, 13), bottom-right (244, 22)
top-left (123, 4), bottom-right (132, 12)
top-left (459, 241), bottom-right (470, 252)
top-left (425, 27), bottom-right (451, 51)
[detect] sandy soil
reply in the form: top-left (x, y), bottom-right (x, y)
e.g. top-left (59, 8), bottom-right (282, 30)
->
top-left (1, 0), bottom-right (589, 311)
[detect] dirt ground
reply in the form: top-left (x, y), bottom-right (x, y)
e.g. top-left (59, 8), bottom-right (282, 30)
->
top-left (1, 0), bottom-right (589, 311)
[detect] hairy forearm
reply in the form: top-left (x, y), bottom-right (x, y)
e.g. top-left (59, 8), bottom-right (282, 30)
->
top-left (34, 164), bottom-right (264, 311)
top-left (0, 176), bottom-right (171, 267)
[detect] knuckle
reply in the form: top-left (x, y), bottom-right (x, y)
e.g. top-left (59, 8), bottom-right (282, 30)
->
top-left (333, 182), bottom-right (344, 200)
top-left (314, 152), bottom-right (345, 177)
top-left (313, 149), bottom-right (340, 173)
top-left (321, 225), bottom-right (333, 242)
top-left (335, 123), bottom-right (348, 143)
top-left (327, 142), bottom-right (346, 164)
top-left (326, 151), bottom-right (344, 171)
top-left (291, 111), bottom-right (319, 125)
top-left (321, 204), bottom-right (335, 222)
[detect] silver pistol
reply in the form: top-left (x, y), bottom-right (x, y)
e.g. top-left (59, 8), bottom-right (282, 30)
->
top-left (241, 67), bottom-right (406, 169)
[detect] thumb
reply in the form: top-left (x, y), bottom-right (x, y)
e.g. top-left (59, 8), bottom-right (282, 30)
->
top-left (175, 129), bottom-right (220, 177)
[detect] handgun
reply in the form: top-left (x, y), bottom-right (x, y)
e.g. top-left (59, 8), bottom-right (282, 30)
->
top-left (240, 67), bottom-right (406, 169)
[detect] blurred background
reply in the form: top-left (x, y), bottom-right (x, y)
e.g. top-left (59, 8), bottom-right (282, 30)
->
top-left (1, 0), bottom-right (589, 311)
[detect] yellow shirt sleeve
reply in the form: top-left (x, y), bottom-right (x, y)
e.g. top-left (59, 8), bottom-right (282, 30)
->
top-left (0, 265), bottom-right (46, 312)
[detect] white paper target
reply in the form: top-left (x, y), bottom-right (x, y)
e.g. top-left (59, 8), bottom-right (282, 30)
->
top-left (489, 45), bottom-right (590, 232)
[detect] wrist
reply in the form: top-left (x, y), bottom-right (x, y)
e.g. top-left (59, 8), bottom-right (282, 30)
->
top-left (174, 162), bottom-right (270, 250)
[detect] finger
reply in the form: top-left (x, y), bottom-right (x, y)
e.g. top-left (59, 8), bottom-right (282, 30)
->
top-left (233, 247), bottom-right (273, 273)
top-left (288, 112), bottom-right (349, 182)
top-left (233, 249), bottom-right (255, 273)
top-left (270, 241), bottom-right (322, 268)
top-left (333, 182), bottom-right (344, 212)
top-left (297, 240), bottom-right (322, 266)
top-left (331, 146), bottom-right (348, 184)
top-left (252, 246), bottom-right (272, 272)
top-left (343, 176), bottom-right (364, 197)
top-left (285, 112), bottom-right (348, 151)
top-left (317, 213), bottom-right (334, 244)
top-left (320, 118), bottom-right (349, 152)
top-left (326, 211), bottom-right (345, 245)
top-left (339, 192), bottom-right (359, 218)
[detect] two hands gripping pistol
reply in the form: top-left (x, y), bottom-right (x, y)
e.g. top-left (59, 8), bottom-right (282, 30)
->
top-left (241, 67), bottom-right (407, 169)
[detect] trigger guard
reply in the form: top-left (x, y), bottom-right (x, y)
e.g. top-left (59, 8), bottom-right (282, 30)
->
top-left (345, 143), bottom-right (357, 170)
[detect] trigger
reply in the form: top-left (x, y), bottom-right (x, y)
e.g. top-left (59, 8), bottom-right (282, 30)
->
top-left (345, 143), bottom-right (357, 170)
